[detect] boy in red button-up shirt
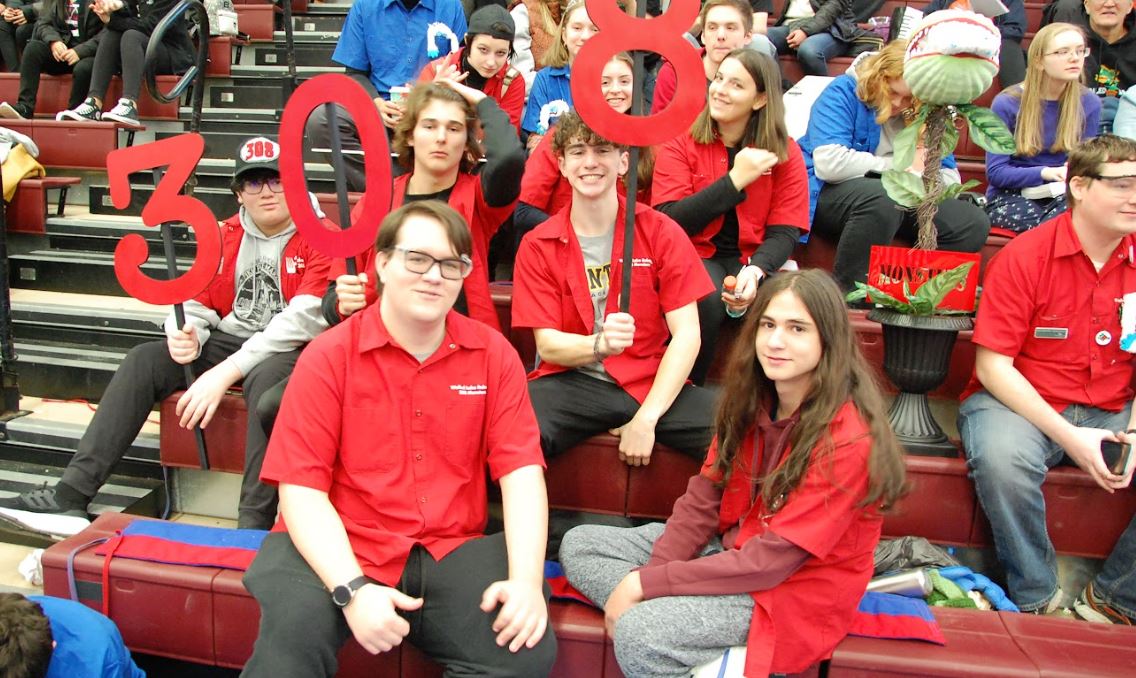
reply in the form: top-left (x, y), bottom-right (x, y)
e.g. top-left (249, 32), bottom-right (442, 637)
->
top-left (242, 201), bottom-right (555, 677)
top-left (959, 135), bottom-right (1136, 622)
top-left (512, 111), bottom-right (717, 466)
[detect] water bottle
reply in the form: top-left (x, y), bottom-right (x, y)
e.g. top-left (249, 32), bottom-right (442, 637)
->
top-left (723, 275), bottom-right (746, 319)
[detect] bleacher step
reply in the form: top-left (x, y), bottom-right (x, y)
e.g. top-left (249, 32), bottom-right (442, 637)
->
top-left (230, 64), bottom-right (338, 77)
top-left (88, 184), bottom-right (239, 219)
top-left (14, 340), bottom-right (129, 401)
top-left (10, 248), bottom-right (195, 297)
top-left (183, 107), bottom-right (280, 123)
top-left (291, 14), bottom-right (347, 32)
top-left (45, 214), bottom-right (199, 257)
top-left (251, 44), bottom-right (337, 68)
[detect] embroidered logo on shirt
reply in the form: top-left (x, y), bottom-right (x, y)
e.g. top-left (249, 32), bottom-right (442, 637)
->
top-left (285, 255), bottom-right (305, 274)
top-left (631, 257), bottom-right (654, 268)
top-left (450, 384), bottom-right (487, 396)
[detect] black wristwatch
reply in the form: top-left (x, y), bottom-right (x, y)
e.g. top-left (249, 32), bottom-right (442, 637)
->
top-left (331, 575), bottom-right (370, 608)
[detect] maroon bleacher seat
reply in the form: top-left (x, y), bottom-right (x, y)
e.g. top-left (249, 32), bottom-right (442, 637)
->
top-left (233, 2), bottom-right (275, 41)
top-left (0, 73), bottom-right (180, 119)
top-left (0, 119), bottom-right (118, 170)
top-left (8, 176), bottom-right (81, 235)
top-left (1000, 611), bottom-right (1136, 676)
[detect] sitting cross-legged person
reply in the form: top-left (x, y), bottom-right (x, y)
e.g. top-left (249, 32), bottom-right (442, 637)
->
top-left (512, 110), bottom-right (717, 466)
top-left (0, 0), bottom-right (104, 120)
top-left (959, 134), bottom-right (1136, 620)
top-left (0, 138), bottom-right (331, 532)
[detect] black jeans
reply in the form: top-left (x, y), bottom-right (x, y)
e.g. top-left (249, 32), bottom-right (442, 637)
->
top-left (89, 28), bottom-right (178, 103)
top-left (242, 531), bottom-right (557, 677)
top-left (18, 39), bottom-right (96, 115)
top-left (528, 370), bottom-right (716, 461)
top-left (0, 19), bottom-right (31, 72)
top-left (692, 256), bottom-right (745, 386)
top-left (59, 332), bottom-right (296, 528)
top-left (811, 176), bottom-right (991, 291)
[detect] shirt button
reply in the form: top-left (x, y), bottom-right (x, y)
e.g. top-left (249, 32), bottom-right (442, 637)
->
top-left (420, 497), bottom-right (427, 503)
top-left (449, 343), bottom-right (456, 349)
top-left (415, 454), bottom-right (423, 461)
top-left (415, 410), bottom-right (422, 417)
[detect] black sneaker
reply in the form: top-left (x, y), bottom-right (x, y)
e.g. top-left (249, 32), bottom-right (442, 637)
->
top-left (56, 96), bottom-right (101, 122)
top-left (101, 97), bottom-right (140, 126)
top-left (0, 485), bottom-right (90, 536)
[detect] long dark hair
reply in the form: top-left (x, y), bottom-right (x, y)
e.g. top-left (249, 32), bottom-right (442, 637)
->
top-left (691, 48), bottom-right (789, 162)
top-left (710, 270), bottom-right (906, 511)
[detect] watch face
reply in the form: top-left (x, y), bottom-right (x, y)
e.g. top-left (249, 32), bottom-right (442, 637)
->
top-left (332, 585), bottom-right (353, 608)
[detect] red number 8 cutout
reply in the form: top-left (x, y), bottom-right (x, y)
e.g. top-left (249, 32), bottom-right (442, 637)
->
top-left (570, 0), bottom-right (704, 147)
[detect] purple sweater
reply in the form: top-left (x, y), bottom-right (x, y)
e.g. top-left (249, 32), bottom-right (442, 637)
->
top-left (985, 87), bottom-right (1101, 198)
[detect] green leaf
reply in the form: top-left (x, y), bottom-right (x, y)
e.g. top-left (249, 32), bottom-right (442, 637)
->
top-left (892, 121), bottom-right (920, 172)
top-left (862, 283), bottom-right (915, 313)
top-left (941, 122), bottom-right (960, 157)
top-left (910, 262), bottom-right (975, 311)
top-left (845, 284), bottom-right (869, 304)
top-left (882, 170), bottom-right (925, 208)
top-left (939, 179), bottom-right (980, 202)
top-left (957, 104), bottom-right (1015, 155)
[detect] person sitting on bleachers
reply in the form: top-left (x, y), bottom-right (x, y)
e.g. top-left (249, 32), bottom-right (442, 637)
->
top-left (0, 138), bottom-right (332, 533)
top-left (241, 201), bottom-right (556, 678)
top-left (924, 0), bottom-right (1028, 87)
top-left (305, 0), bottom-right (468, 191)
top-left (797, 40), bottom-right (991, 291)
top-left (559, 268), bottom-right (906, 678)
top-left (512, 110), bottom-right (716, 464)
top-left (1043, 0), bottom-right (1135, 133)
top-left (958, 134), bottom-right (1136, 620)
top-left (985, 23), bottom-right (1101, 232)
top-left (652, 0), bottom-right (772, 114)
top-left (0, 0), bottom-right (104, 120)
top-left (765, 0), bottom-right (869, 78)
top-left (509, 0), bottom-right (566, 93)
top-left (515, 52), bottom-right (651, 241)
top-left (54, 0), bottom-right (194, 126)
top-left (521, 0), bottom-right (596, 150)
top-left (0, 592), bottom-right (145, 677)
top-left (323, 79), bottom-right (524, 331)
top-left (653, 48), bottom-right (809, 386)
top-left (0, 0), bottom-right (37, 73)
top-left (417, 4), bottom-right (524, 134)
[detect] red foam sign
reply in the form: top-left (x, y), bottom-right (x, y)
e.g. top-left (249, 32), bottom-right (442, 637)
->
top-left (866, 246), bottom-right (981, 312)
top-left (106, 134), bottom-right (223, 306)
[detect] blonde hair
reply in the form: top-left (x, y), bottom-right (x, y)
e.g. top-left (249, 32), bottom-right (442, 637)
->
top-left (691, 50), bottom-right (789, 162)
top-left (856, 40), bottom-right (910, 124)
top-left (1010, 23), bottom-right (1088, 157)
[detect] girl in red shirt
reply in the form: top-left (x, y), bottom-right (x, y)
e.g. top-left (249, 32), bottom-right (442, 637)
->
top-left (652, 48), bottom-right (810, 385)
top-left (559, 268), bottom-right (905, 678)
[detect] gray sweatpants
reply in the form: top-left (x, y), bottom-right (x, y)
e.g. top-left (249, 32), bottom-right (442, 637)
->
top-left (559, 523), bottom-right (754, 678)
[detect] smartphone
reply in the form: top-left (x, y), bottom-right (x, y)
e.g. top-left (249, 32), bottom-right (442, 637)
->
top-left (1101, 440), bottom-right (1133, 475)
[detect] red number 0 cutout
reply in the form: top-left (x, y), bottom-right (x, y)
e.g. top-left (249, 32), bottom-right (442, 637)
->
top-left (106, 134), bottom-right (223, 306)
top-left (278, 73), bottom-right (392, 259)
top-left (570, 0), bottom-right (704, 147)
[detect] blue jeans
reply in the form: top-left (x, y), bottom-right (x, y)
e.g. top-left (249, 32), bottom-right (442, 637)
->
top-left (766, 25), bottom-right (844, 77)
top-left (959, 390), bottom-right (1136, 613)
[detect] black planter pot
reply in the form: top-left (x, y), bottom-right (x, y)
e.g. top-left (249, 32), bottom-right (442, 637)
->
top-left (868, 310), bottom-right (973, 456)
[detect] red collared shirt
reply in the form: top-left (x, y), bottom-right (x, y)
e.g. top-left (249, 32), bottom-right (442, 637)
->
top-left (707, 400), bottom-right (880, 677)
top-left (652, 134), bottom-right (811, 263)
top-left (260, 305), bottom-right (544, 586)
top-left (963, 211), bottom-right (1136, 411)
top-left (335, 172), bottom-right (513, 330)
top-left (511, 196), bottom-right (714, 403)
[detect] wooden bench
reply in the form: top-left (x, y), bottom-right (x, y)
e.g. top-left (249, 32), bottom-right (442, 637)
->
top-left (8, 176), bottom-right (81, 234)
top-left (0, 73), bottom-right (181, 120)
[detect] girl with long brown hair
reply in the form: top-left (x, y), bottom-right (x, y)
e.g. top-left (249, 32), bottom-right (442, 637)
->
top-left (560, 268), bottom-right (905, 678)
top-left (985, 22), bottom-right (1101, 232)
top-left (652, 48), bottom-right (809, 386)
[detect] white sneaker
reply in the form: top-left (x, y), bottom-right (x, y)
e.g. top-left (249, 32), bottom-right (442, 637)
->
top-left (0, 102), bottom-right (24, 119)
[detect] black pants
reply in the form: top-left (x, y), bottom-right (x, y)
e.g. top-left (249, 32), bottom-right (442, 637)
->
top-left (305, 103), bottom-right (406, 193)
top-left (692, 256), bottom-right (744, 386)
top-left (89, 28), bottom-right (178, 103)
top-left (241, 531), bottom-right (557, 677)
top-left (528, 370), bottom-right (716, 461)
top-left (18, 39), bottom-right (96, 115)
top-left (811, 176), bottom-right (991, 291)
top-left (0, 20), bottom-right (31, 72)
top-left (999, 37), bottom-right (1026, 88)
top-left (59, 332), bottom-right (297, 528)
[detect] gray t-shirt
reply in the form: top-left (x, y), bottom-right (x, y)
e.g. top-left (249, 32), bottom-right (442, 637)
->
top-left (577, 229), bottom-right (615, 382)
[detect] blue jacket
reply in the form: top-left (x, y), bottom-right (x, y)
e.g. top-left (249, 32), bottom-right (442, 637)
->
top-left (797, 74), bottom-right (958, 225)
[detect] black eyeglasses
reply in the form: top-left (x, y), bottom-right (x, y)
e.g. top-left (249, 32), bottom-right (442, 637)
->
top-left (393, 246), bottom-right (473, 280)
top-left (241, 176), bottom-right (284, 194)
top-left (1083, 174), bottom-right (1136, 194)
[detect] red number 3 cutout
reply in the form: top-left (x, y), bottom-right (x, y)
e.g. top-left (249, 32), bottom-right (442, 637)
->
top-left (106, 134), bottom-right (223, 306)
top-left (570, 0), bottom-right (704, 147)
top-left (278, 73), bottom-right (392, 259)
